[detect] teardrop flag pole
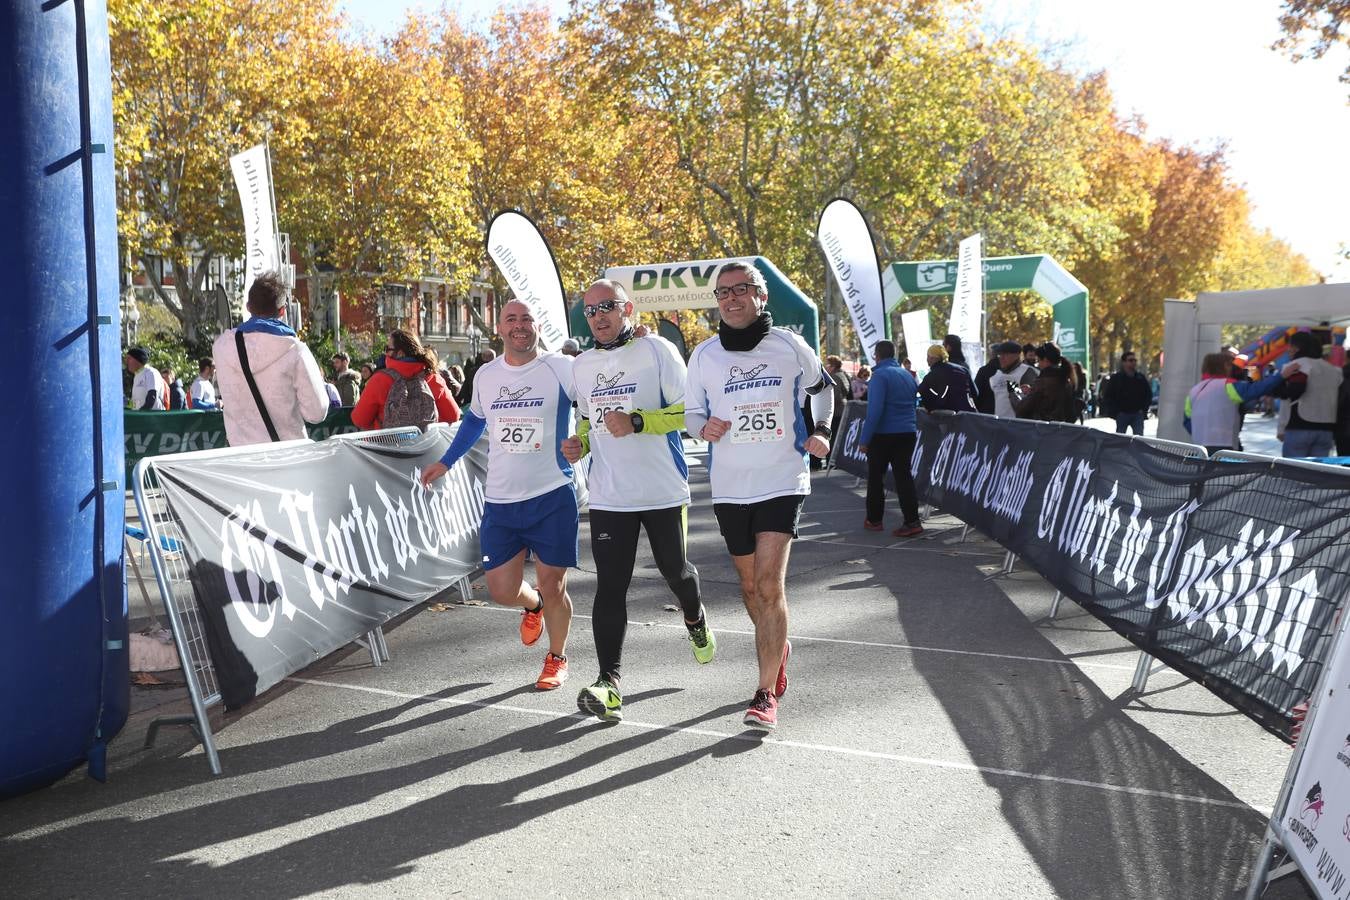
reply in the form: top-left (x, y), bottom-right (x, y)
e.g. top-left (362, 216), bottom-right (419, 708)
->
top-left (485, 210), bottom-right (570, 351)
top-left (816, 198), bottom-right (886, 364)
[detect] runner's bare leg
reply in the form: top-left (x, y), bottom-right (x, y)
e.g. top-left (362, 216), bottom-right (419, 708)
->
top-left (535, 561), bottom-right (572, 657)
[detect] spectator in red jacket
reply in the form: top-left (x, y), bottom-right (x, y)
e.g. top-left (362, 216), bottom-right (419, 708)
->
top-left (352, 329), bottom-right (460, 430)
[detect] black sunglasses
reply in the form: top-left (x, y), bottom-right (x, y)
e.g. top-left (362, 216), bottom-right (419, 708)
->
top-left (583, 298), bottom-right (621, 318)
top-left (712, 282), bottom-right (758, 301)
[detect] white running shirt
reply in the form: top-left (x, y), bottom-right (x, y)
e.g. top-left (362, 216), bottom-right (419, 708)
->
top-left (685, 328), bottom-right (826, 504)
top-left (189, 376), bottom-right (217, 408)
top-left (572, 335), bottom-right (689, 511)
top-left (469, 353), bottom-right (575, 503)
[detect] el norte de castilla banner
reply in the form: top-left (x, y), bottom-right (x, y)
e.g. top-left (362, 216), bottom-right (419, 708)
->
top-left (151, 428), bottom-right (487, 708)
top-left (833, 405), bottom-right (1346, 742)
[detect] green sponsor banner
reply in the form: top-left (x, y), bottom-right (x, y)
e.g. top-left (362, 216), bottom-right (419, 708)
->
top-left (124, 408), bottom-right (359, 484)
top-left (1051, 293), bottom-right (1089, 363)
top-left (890, 255), bottom-right (1043, 296)
top-left (884, 254), bottom-right (1090, 368)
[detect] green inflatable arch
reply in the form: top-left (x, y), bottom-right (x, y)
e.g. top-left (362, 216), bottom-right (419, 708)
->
top-left (570, 256), bottom-right (820, 354)
top-left (883, 254), bottom-right (1090, 367)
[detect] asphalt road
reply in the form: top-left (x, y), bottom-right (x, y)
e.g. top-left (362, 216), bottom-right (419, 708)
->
top-left (2, 439), bottom-right (1314, 899)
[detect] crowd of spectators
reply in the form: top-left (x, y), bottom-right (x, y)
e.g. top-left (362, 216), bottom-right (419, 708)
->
top-left (123, 272), bottom-right (478, 445)
top-left (125, 285), bottom-right (1350, 468)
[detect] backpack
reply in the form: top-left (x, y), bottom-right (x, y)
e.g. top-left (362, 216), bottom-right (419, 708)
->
top-left (382, 368), bottom-right (438, 431)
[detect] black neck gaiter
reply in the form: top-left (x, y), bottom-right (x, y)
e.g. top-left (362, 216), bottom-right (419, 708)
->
top-left (718, 311), bottom-right (773, 351)
top-left (597, 325), bottom-right (635, 352)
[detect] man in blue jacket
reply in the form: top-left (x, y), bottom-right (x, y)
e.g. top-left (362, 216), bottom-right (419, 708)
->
top-left (860, 340), bottom-right (922, 537)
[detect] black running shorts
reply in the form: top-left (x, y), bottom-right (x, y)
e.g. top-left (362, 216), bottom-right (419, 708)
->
top-left (712, 494), bottom-right (805, 557)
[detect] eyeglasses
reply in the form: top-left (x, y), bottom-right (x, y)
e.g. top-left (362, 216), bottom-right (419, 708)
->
top-left (582, 298), bottom-right (620, 318)
top-left (712, 282), bottom-right (758, 301)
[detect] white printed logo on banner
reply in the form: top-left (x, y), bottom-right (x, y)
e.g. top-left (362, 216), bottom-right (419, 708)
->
top-left (917, 262), bottom-right (955, 291)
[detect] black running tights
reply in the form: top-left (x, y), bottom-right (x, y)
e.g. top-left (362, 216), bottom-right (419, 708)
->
top-left (590, 506), bottom-right (702, 684)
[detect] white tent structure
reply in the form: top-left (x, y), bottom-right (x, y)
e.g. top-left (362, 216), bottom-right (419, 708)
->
top-left (1158, 283), bottom-right (1350, 442)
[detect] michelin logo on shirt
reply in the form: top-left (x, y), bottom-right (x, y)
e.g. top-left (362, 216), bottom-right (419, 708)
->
top-left (592, 371), bottom-right (637, 399)
top-left (491, 385), bottom-right (545, 410)
top-left (724, 364), bottom-right (782, 394)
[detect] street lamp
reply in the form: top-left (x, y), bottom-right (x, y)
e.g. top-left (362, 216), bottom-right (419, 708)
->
top-left (120, 288), bottom-right (140, 344)
top-left (465, 323), bottom-right (482, 361)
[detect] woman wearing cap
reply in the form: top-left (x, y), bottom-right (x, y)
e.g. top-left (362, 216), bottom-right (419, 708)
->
top-left (1013, 342), bottom-right (1077, 423)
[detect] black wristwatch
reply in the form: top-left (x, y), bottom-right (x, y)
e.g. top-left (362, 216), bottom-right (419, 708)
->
top-left (630, 412), bottom-right (645, 433)
top-left (813, 424), bottom-right (832, 440)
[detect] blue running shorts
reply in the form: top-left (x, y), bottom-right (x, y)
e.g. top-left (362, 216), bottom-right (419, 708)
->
top-left (479, 483), bottom-right (579, 570)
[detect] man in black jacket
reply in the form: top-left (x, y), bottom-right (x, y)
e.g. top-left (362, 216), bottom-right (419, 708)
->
top-left (1101, 351), bottom-right (1151, 434)
top-left (972, 349), bottom-right (999, 415)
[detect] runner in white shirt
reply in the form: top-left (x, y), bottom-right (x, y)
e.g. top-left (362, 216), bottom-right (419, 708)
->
top-left (560, 280), bottom-right (714, 723)
top-left (189, 358), bottom-right (219, 410)
top-left (420, 300), bottom-right (577, 691)
top-left (685, 261), bottom-right (834, 730)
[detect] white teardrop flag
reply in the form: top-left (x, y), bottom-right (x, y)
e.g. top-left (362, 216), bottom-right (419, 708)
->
top-left (486, 211), bottom-right (570, 351)
top-left (817, 198), bottom-right (886, 364)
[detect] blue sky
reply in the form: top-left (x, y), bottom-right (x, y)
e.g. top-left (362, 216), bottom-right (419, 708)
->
top-left (340, 0), bottom-right (1349, 282)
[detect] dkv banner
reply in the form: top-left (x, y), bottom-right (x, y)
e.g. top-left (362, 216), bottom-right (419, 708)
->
top-left (152, 428), bottom-right (487, 708)
top-left (817, 199), bottom-right (887, 364)
top-left (486, 211), bottom-right (570, 351)
top-left (125, 408), bottom-right (360, 483)
top-left (229, 144), bottom-right (280, 298)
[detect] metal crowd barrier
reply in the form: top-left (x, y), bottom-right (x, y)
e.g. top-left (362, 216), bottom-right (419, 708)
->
top-left (134, 424), bottom-right (472, 775)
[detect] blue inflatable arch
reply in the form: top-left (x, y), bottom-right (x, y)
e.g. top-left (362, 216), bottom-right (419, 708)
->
top-left (0, 0), bottom-right (128, 796)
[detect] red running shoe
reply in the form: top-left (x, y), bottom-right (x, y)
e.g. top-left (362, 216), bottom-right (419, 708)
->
top-left (863, 520), bottom-right (884, 532)
top-left (775, 640), bottom-right (791, 698)
top-left (535, 652), bottom-right (568, 690)
top-left (743, 689), bottom-right (778, 730)
top-left (520, 601), bottom-right (544, 646)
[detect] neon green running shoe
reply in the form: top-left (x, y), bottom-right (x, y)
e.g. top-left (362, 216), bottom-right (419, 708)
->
top-left (688, 618), bottom-right (716, 665)
top-left (577, 678), bottom-right (623, 722)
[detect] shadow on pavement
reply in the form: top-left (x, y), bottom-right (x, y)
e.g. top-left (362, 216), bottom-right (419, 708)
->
top-left (874, 547), bottom-right (1277, 899)
top-left (2, 692), bottom-right (749, 897)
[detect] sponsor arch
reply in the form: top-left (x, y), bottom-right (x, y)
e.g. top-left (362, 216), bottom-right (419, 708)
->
top-left (568, 256), bottom-right (821, 353)
top-left (883, 254), bottom-right (1091, 368)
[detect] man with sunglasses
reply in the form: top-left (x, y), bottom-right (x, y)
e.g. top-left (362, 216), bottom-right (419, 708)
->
top-left (420, 299), bottom-right (578, 692)
top-left (560, 280), bottom-right (712, 722)
top-left (685, 260), bottom-right (834, 730)
top-left (1101, 351), bottom-right (1151, 435)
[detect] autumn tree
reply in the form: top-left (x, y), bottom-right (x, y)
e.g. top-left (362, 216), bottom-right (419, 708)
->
top-left (566, 0), bottom-right (987, 355)
top-left (109, 0), bottom-right (343, 340)
top-left (437, 3), bottom-right (697, 319)
top-left (283, 15), bottom-right (480, 312)
top-left (1275, 0), bottom-right (1350, 87)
